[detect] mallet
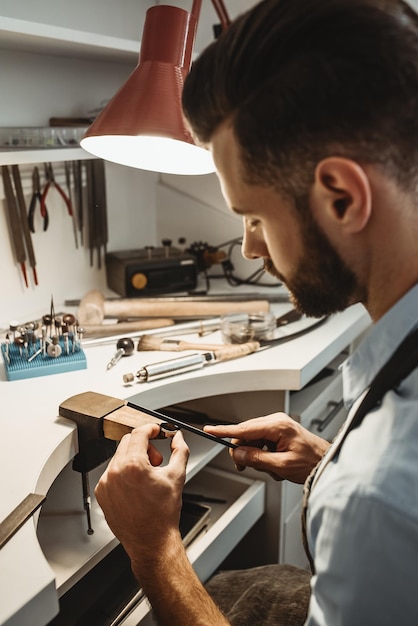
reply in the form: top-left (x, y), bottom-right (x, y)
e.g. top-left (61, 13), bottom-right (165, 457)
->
top-left (77, 290), bottom-right (270, 325)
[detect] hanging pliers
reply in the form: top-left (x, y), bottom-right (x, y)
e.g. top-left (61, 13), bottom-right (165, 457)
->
top-left (28, 166), bottom-right (49, 233)
top-left (41, 162), bottom-right (73, 218)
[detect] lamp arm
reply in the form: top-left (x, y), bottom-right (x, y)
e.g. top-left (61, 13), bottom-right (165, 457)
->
top-left (211, 0), bottom-right (231, 31)
top-left (191, 0), bottom-right (202, 22)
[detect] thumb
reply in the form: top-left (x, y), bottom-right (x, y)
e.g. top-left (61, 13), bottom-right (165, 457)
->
top-left (233, 445), bottom-right (275, 473)
top-left (168, 430), bottom-right (190, 474)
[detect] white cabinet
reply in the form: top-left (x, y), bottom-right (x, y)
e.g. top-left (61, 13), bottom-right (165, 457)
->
top-left (33, 346), bottom-right (353, 624)
top-left (37, 432), bottom-right (265, 625)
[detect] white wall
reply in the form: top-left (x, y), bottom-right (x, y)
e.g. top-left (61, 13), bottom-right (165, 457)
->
top-left (0, 161), bottom-right (159, 325)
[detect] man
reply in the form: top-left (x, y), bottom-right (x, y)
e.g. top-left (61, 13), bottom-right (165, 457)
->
top-left (95, 0), bottom-right (418, 624)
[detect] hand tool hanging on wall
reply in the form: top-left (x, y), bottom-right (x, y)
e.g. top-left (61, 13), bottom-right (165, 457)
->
top-left (41, 162), bottom-right (73, 220)
top-left (1, 165), bottom-right (29, 287)
top-left (85, 159), bottom-right (108, 269)
top-left (11, 164), bottom-right (38, 285)
top-left (27, 166), bottom-right (49, 233)
top-left (72, 160), bottom-right (84, 245)
top-left (64, 161), bottom-right (79, 249)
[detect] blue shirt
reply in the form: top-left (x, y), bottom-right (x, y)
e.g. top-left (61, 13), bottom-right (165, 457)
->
top-left (306, 284), bottom-right (418, 625)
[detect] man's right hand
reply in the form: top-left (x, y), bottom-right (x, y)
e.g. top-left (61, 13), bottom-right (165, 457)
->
top-left (204, 413), bottom-right (330, 483)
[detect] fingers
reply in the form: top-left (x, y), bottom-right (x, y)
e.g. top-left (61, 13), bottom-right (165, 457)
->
top-left (166, 430), bottom-right (190, 476)
top-left (204, 414), bottom-right (285, 441)
top-left (205, 415), bottom-right (325, 484)
top-left (232, 445), bottom-right (281, 475)
top-left (106, 423), bottom-right (189, 478)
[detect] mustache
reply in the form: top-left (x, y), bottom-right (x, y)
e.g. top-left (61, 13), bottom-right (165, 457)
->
top-left (263, 258), bottom-right (284, 281)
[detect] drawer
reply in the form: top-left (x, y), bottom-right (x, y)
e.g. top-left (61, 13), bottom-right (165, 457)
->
top-left (290, 353), bottom-right (347, 442)
top-left (185, 467), bottom-right (265, 581)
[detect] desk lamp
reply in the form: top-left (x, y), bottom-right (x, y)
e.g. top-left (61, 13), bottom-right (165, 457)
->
top-left (80, 1), bottom-right (230, 175)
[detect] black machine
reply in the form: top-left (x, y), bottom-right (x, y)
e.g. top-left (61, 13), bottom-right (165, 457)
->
top-left (105, 245), bottom-right (198, 297)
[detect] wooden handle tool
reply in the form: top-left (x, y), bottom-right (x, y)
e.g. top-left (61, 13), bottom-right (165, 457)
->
top-left (137, 334), bottom-right (260, 356)
top-left (138, 335), bottom-right (226, 352)
top-left (77, 290), bottom-right (270, 325)
top-left (82, 318), bottom-right (174, 338)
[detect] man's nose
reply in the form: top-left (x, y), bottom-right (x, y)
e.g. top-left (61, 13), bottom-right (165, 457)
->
top-left (241, 225), bottom-right (267, 260)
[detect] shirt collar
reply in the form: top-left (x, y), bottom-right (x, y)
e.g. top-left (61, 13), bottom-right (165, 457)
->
top-left (342, 283), bottom-right (418, 409)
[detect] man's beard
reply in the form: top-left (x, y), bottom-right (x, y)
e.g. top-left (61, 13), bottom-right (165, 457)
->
top-left (264, 211), bottom-right (364, 318)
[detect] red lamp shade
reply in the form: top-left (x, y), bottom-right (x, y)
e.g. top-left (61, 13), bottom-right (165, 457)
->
top-left (81, 4), bottom-right (215, 175)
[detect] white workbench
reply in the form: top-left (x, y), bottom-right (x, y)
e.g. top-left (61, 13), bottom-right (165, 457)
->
top-left (0, 301), bottom-right (370, 626)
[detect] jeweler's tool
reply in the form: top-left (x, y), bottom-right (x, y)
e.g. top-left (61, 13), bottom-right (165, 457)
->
top-left (106, 337), bottom-right (135, 370)
top-left (77, 289), bottom-right (270, 325)
top-left (85, 160), bottom-right (108, 269)
top-left (64, 161), bottom-right (79, 249)
top-left (125, 400), bottom-right (238, 449)
top-left (124, 315), bottom-right (328, 384)
top-left (11, 164), bottom-right (38, 286)
top-left (136, 311), bottom-right (307, 354)
top-left (81, 471), bottom-right (94, 535)
top-left (41, 162), bottom-right (73, 218)
top-left (65, 292), bottom-right (290, 307)
top-left (123, 342), bottom-right (260, 384)
top-left (137, 335), bottom-right (232, 352)
top-left (59, 391), bottom-right (238, 536)
top-left (72, 160), bottom-right (84, 245)
top-left (82, 317), bottom-right (223, 347)
top-left (28, 166), bottom-right (48, 233)
top-left (84, 318), bottom-right (175, 338)
top-left (1, 165), bottom-right (28, 287)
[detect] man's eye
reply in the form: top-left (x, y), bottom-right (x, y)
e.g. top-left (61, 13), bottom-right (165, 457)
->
top-left (246, 218), bottom-right (260, 232)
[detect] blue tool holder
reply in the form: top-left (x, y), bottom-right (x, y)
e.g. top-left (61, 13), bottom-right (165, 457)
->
top-left (1, 338), bottom-right (87, 381)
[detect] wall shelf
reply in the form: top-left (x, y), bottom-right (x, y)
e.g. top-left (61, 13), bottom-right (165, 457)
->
top-left (0, 146), bottom-right (96, 166)
top-left (0, 16), bottom-right (139, 62)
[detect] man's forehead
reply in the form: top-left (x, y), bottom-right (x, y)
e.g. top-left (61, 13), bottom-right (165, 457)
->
top-left (210, 122), bottom-right (244, 201)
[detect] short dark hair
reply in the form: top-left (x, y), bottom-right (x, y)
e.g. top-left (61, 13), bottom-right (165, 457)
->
top-left (182, 0), bottom-right (418, 199)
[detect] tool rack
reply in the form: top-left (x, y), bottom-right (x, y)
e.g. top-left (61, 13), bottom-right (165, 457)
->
top-left (1, 339), bottom-right (86, 381)
top-left (1, 318), bottom-right (87, 381)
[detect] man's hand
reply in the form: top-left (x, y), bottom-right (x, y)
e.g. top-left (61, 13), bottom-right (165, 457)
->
top-left (95, 423), bottom-right (230, 626)
top-left (95, 423), bottom-right (189, 562)
top-left (204, 413), bottom-right (330, 484)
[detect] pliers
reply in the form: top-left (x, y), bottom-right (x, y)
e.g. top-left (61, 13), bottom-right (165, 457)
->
top-left (41, 162), bottom-right (73, 218)
top-left (28, 166), bottom-right (49, 233)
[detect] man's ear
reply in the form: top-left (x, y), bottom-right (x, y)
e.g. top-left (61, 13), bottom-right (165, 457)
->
top-left (312, 157), bottom-right (372, 233)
